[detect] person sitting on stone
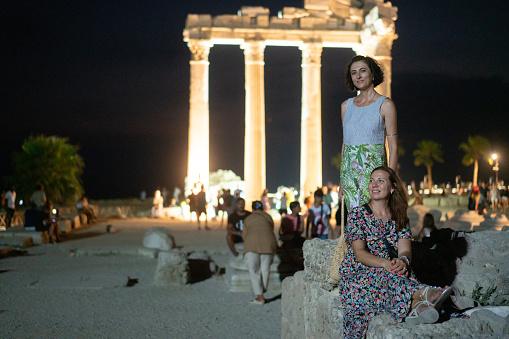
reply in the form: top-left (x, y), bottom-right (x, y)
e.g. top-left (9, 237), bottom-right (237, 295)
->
top-left (417, 213), bottom-right (438, 241)
top-left (467, 186), bottom-right (480, 212)
top-left (226, 198), bottom-right (251, 257)
top-left (338, 166), bottom-right (453, 338)
top-left (77, 195), bottom-right (97, 223)
top-left (279, 201), bottom-right (305, 247)
top-left (278, 201), bottom-right (305, 272)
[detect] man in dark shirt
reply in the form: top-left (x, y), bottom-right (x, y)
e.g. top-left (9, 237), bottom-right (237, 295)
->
top-left (227, 198), bottom-right (251, 256)
top-left (196, 185), bottom-right (209, 230)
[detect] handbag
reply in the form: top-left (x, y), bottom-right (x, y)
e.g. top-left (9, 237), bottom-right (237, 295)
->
top-left (329, 197), bottom-right (347, 281)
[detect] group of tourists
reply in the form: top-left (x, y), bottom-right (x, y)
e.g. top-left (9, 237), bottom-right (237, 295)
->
top-left (468, 181), bottom-right (507, 214)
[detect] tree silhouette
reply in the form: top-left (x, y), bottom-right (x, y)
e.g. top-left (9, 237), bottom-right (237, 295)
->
top-left (9, 135), bottom-right (84, 205)
top-left (413, 140), bottom-right (444, 192)
top-left (459, 135), bottom-right (490, 187)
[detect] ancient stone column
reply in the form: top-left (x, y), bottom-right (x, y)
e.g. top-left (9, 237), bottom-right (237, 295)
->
top-left (187, 40), bottom-right (212, 192)
top-left (300, 42), bottom-right (323, 199)
top-left (241, 41), bottom-right (266, 205)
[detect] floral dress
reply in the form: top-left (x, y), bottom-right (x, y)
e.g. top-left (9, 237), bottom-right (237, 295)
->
top-left (341, 96), bottom-right (388, 210)
top-left (338, 205), bottom-right (422, 338)
top-left (341, 144), bottom-right (385, 209)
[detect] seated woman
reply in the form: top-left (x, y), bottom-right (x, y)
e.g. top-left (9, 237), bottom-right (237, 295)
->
top-left (467, 186), bottom-right (480, 212)
top-left (279, 201), bottom-right (306, 272)
top-left (417, 213), bottom-right (438, 241)
top-left (338, 166), bottom-right (453, 338)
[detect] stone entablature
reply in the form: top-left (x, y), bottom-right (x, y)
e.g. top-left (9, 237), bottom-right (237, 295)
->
top-left (184, 2), bottom-right (398, 48)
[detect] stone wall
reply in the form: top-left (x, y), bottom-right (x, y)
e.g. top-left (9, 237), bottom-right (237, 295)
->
top-left (281, 231), bottom-right (509, 338)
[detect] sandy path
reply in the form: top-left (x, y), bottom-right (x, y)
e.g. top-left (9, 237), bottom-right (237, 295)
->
top-left (0, 218), bottom-right (282, 338)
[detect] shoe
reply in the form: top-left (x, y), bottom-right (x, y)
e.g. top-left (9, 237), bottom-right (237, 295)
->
top-left (433, 286), bottom-right (453, 311)
top-left (205, 226), bottom-right (211, 230)
top-left (250, 299), bottom-right (265, 305)
top-left (405, 300), bottom-right (439, 325)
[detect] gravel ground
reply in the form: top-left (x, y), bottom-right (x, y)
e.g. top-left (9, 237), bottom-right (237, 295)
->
top-left (0, 218), bottom-right (282, 338)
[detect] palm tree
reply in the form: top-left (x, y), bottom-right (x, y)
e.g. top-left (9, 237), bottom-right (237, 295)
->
top-left (459, 135), bottom-right (490, 187)
top-left (10, 135), bottom-right (84, 205)
top-left (413, 140), bottom-right (444, 192)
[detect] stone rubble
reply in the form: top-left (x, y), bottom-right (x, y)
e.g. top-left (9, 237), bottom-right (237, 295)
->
top-left (142, 227), bottom-right (176, 251)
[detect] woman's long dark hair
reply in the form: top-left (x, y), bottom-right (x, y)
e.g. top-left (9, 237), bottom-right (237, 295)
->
top-left (371, 166), bottom-right (409, 231)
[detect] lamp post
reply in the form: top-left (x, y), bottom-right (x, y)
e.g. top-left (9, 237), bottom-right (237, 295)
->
top-left (492, 153), bottom-right (499, 186)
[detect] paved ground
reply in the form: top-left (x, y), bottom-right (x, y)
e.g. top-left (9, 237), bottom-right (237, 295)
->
top-left (0, 217), bottom-right (283, 339)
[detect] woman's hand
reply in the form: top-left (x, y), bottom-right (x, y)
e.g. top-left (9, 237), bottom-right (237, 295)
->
top-left (390, 257), bottom-right (409, 277)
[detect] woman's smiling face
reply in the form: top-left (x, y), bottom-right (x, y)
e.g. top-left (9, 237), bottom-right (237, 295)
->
top-left (350, 61), bottom-right (373, 90)
top-left (368, 169), bottom-right (393, 200)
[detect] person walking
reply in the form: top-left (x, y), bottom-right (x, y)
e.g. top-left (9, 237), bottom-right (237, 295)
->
top-left (242, 201), bottom-right (278, 305)
top-left (339, 55), bottom-right (398, 211)
top-left (4, 185), bottom-right (16, 228)
top-left (196, 185), bottom-right (209, 230)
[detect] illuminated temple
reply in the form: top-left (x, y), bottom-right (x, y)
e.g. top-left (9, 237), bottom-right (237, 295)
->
top-left (183, 0), bottom-right (398, 203)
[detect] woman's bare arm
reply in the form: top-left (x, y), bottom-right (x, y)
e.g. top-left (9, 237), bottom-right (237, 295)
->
top-left (351, 239), bottom-right (392, 271)
top-left (381, 98), bottom-right (398, 171)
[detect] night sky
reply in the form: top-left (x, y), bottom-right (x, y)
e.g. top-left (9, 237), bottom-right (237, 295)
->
top-left (2, 1), bottom-right (508, 199)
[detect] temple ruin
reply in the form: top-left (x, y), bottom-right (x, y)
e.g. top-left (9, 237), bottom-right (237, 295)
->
top-left (183, 0), bottom-right (398, 202)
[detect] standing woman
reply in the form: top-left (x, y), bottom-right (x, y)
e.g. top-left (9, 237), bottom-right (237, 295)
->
top-left (340, 55), bottom-right (398, 210)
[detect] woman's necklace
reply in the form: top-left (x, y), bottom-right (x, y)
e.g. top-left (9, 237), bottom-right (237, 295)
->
top-left (358, 90), bottom-right (377, 106)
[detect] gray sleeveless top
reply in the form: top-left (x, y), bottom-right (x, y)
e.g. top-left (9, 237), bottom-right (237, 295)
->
top-left (343, 96), bottom-right (387, 146)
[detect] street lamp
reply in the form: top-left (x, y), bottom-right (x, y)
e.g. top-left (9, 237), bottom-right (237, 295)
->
top-left (491, 153), bottom-right (499, 186)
